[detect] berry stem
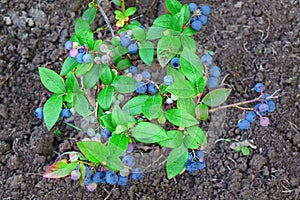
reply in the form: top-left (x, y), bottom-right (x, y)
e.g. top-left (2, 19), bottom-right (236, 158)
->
top-left (209, 96), bottom-right (262, 113)
top-left (97, 0), bottom-right (115, 37)
top-left (121, 0), bottom-right (126, 14)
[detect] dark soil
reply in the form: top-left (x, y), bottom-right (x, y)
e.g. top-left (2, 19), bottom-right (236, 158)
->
top-left (1, 0), bottom-right (300, 199)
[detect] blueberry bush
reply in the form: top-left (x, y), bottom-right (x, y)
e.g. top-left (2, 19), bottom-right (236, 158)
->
top-left (37, 0), bottom-right (278, 192)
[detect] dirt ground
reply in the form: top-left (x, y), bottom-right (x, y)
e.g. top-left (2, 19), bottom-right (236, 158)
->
top-left (0, 0), bottom-right (300, 199)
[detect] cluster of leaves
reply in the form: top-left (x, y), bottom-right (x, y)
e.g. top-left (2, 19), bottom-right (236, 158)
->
top-left (41, 0), bottom-right (231, 180)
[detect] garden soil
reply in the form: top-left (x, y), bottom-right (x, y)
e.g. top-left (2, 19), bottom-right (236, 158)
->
top-left (1, 0), bottom-right (300, 199)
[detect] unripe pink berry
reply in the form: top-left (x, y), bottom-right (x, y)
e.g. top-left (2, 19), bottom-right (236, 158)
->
top-left (69, 49), bottom-right (78, 58)
top-left (260, 117), bottom-right (270, 127)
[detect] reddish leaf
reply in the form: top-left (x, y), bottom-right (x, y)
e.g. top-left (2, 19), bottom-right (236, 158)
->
top-left (43, 159), bottom-right (79, 179)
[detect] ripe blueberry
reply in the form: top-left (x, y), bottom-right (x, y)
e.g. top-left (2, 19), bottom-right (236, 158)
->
top-left (100, 128), bottom-right (111, 138)
top-left (129, 66), bottom-right (138, 75)
top-left (131, 168), bottom-right (143, 180)
top-left (170, 57), bottom-right (180, 69)
top-left (105, 171), bottom-right (119, 185)
top-left (64, 40), bottom-right (73, 50)
top-left (238, 119), bottom-right (250, 131)
top-left (122, 155), bottom-right (135, 168)
top-left (76, 53), bottom-right (84, 63)
top-left (141, 71), bottom-right (151, 80)
top-left (267, 100), bottom-right (275, 112)
top-left (199, 15), bottom-right (208, 25)
top-left (244, 110), bottom-right (257, 123)
top-left (35, 107), bottom-right (43, 120)
top-left (254, 83), bottom-right (265, 93)
top-left (206, 77), bottom-right (219, 90)
top-left (128, 43), bottom-right (139, 54)
top-left (208, 66), bottom-right (221, 77)
top-left (83, 54), bottom-right (93, 63)
top-left (135, 82), bottom-right (147, 94)
top-left (61, 108), bottom-right (72, 118)
top-left (117, 175), bottom-right (128, 186)
top-left (201, 54), bottom-right (213, 66)
top-left (120, 36), bottom-right (131, 48)
top-left (188, 3), bottom-right (198, 13)
top-left (200, 5), bottom-right (211, 16)
top-left (191, 20), bottom-right (202, 31)
top-left (147, 82), bottom-right (158, 95)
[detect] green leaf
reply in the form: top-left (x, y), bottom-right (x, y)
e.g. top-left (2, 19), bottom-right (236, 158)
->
top-left (82, 7), bottom-right (96, 25)
top-left (166, 144), bottom-right (188, 179)
top-left (172, 4), bottom-right (190, 31)
top-left (43, 159), bottom-right (78, 179)
top-left (124, 7), bottom-right (137, 17)
top-left (75, 18), bottom-right (94, 49)
top-left (158, 130), bottom-right (183, 148)
top-left (139, 41), bottom-right (154, 66)
top-left (99, 113), bottom-right (116, 133)
top-left (165, 109), bottom-right (198, 127)
top-left (167, 65), bottom-right (185, 82)
top-left (146, 26), bottom-right (166, 40)
top-left (100, 65), bottom-right (113, 84)
top-left (83, 64), bottom-right (100, 89)
top-left (108, 134), bottom-right (129, 156)
top-left (111, 37), bottom-right (120, 46)
top-left (112, 75), bottom-right (136, 93)
top-left (195, 103), bottom-right (209, 120)
top-left (66, 72), bottom-right (80, 92)
top-left (112, 0), bottom-right (121, 6)
top-left (60, 57), bottom-right (79, 76)
top-left (93, 39), bottom-right (103, 51)
top-left (131, 122), bottom-right (168, 143)
top-left (180, 36), bottom-right (196, 53)
top-left (182, 26), bottom-right (196, 36)
top-left (112, 105), bottom-right (136, 128)
top-left (77, 141), bottom-right (108, 164)
top-left (197, 76), bottom-right (206, 93)
top-left (157, 35), bottom-right (181, 68)
top-left (43, 94), bottom-right (63, 130)
top-left (97, 86), bottom-right (114, 111)
top-left (142, 93), bottom-right (163, 120)
top-left (73, 92), bottom-right (90, 117)
top-left (202, 88), bottom-right (231, 107)
top-left (177, 98), bottom-right (195, 116)
top-left (153, 14), bottom-right (174, 29)
top-left (122, 95), bottom-right (150, 115)
top-left (132, 27), bottom-right (146, 42)
top-left (114, 10), bottom-right (123, 20)
top-left (184, 126), bottom-right (206, 149)
top-left (106, 156), bottom-right (123, 172)
top-left (117, 58), bottom-right (131, 70)
top-left (166, 0), bottom-right (183, 15)
top-left (240, 146), bottom-right (250, 156)
top-left (39, 67), bottom-right (65, 94)
top-left (180, 47), bottom-right (203, 85)
top-left (166, 80), bottom-right (197, 98)
top-left (76, 60), bottom-right (94, 76)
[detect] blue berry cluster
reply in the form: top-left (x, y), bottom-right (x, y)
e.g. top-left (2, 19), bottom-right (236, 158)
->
top-left (70, 144), bottom-right (142, 192)
top-left (188, 3), bottom-right (211, 31)
top-left (238, 83), bottom-right (275, 131)
top-left (64, 41), bottom-right (93, 64)
top-left (185, 149), bottom-right (206, 173)
top-left (35, 107), bottom-right (72, 120)
top-left (120, 31), bottom-right (139, 54)
top-left (201, 53), bottom-right (222, 90)
top-left (125, 68), bottom-right (159, 95)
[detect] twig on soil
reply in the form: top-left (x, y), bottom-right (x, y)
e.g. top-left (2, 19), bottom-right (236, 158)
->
top-left (104, 185), bottom-right (116, 200)
top-left (97, 0), bottom-right (115, 37)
